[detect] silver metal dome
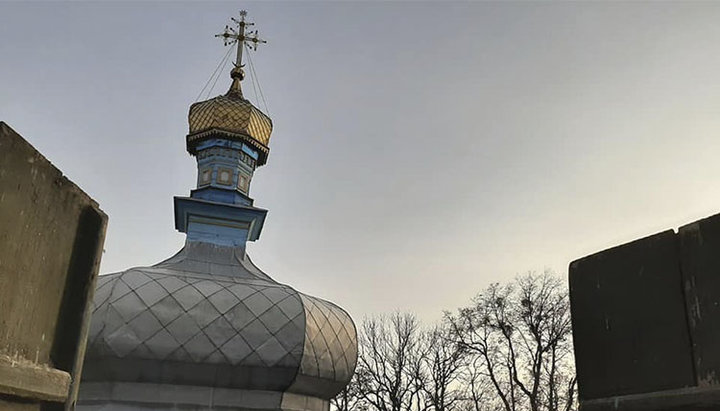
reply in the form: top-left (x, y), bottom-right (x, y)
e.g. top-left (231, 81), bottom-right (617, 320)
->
top-left (79, 243), bottom-right (357, 411)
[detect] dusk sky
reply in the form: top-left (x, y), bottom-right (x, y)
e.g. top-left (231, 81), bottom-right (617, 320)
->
top-left (3, 2), bottom-right (720, 322)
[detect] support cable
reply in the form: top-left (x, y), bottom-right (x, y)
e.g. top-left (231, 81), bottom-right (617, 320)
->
top-left (206, 49), bottom-right (233, 99)
top-left (195, 45), bottom-right (233, 102)
top-left (244, 44), bottom-right (261, 106)
top-left (244, 43), bottom-right (270, 114)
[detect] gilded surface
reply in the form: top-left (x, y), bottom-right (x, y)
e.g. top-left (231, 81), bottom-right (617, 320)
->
top-left (188, 95), bottom-right (273, 148)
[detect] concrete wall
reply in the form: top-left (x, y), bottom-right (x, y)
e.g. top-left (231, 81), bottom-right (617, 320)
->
top-left (570, 212), bottom-right (720, 411)
top-left (0, 122), bottom-right (107, 411)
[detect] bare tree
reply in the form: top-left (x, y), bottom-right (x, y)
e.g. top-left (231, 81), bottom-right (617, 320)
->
top-left (333, 271), bottom-right (577, 411)
top-left (458, 356), bottom-right (506, 411)
top-left (418, 325), bottom-right (466, 411)
top-left (447, 271), bottom-right (576, 411)
top-left (355, 312), bottom-right (424, 411)
top-left (332, 371), bottom-right (368, 411)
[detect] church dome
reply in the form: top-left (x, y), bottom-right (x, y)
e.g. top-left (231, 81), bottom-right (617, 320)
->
top-left (187, 67), bottom-right (273, 166)
top-left (78, 11), bottom-right (357, 411)
top-left (82, 243), bottom-right (357, 410)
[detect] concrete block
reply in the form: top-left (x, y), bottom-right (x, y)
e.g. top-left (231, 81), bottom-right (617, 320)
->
top-left (679, 213), bottom-right (720, 386)
top-left (569, 230), bottom-right (695, 400)
top-left (0, 122), bottom-right (107, 409)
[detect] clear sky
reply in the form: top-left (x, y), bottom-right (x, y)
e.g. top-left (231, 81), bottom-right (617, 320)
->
top-left (3, 2), bottom-right (720, 323)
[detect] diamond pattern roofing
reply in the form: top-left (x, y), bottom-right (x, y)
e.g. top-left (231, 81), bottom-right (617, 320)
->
top-left (83, 243), bottom-right (357, 401)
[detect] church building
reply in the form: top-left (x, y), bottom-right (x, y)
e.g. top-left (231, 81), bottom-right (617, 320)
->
top-left (76, 12), bottom-right (358, 411)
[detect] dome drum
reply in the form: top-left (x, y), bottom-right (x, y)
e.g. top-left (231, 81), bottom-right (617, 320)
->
top-left (79, 381), bottom-right (334, 411)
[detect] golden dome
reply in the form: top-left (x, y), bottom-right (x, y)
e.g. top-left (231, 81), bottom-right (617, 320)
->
top-left (187, 67), bottom-right (273, 165)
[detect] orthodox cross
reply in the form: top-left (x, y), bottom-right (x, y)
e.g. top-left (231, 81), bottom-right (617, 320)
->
top-left (216, 10), bottom-right (267, 68)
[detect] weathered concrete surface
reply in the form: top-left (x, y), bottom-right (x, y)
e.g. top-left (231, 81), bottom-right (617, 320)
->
top-left (570, 231), bottom-right (695, 400)
top-left (0, 353), bottom-right (71, 402)
top-left (679, 214), bottom-right (720, 387)
top-left (580, 386), bottom-right (720, 411)
top-left (570, 212), bottom-right (720, 411)
top-left (0, 122), bottom-right (107, 410)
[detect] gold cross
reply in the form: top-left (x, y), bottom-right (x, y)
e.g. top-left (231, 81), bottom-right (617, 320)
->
top-left (215, 10), bottom-right (267, 68)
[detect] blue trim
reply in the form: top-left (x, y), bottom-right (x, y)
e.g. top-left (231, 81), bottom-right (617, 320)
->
top-left (196, 138), bottom-right (244, 151)
top-left (191, 187), bottom-right (252, 207)
top-left (174, 196), bottom-right (267, 242)
top-left (242, 144), bottom-right (259, 159)
top-left (186, 219), bottom-right (249, 247)
top-left (193, 138), bottom-right (256, 205)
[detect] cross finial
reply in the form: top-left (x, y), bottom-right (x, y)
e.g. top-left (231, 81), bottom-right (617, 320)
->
top-left (215, 10), bottom-right (267, 69)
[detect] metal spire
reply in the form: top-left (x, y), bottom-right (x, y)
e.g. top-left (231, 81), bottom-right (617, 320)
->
top-left (215, 10), bottom-right (267, 70)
